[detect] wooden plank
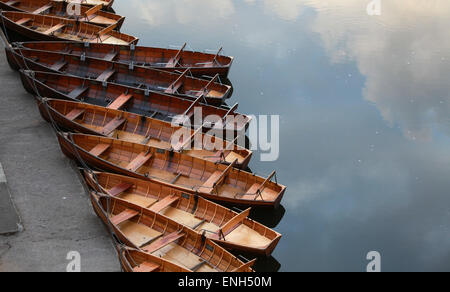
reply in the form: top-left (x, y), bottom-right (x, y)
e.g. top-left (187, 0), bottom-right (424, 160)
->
top-left (67, 86), bottom-right (89, 100)
top-left (196, 74), bottom-right (219, 97)
top-left (246, 171), bottom-right (276, 196)
top-left (149, 195), bottom-right (179, 213)
top-left (100, 117), bottom-right (126, 135)
top-left (201, 171), bottom-right (222, 189)
top-left (107, 93), bottom-right (133, 110)
top-left (231, 259), bottom-right (256, 272)
top-left (166, 43), bottom-right (186, 68)
top-left (96, 68), bottom-right (115, 82)
top-left (201, 159), bottom-right (238, 193)
top-left (84, 4), bottom-right (103, 17)
top-left (50, 60), bottom-right (67, 71)
top-left (89, 143), bottom-right (110, 156)
top-left (103, 51), bottom-right (118, 62)
top-left (110, 209), bottom-right (139, 225)
top-left (164, 69), bottom-right (188, 94)
top-left (65, 108), bottom-right (85, 121)
top-left (191, 260), bottom-right (207, 272)
top-left (221, 103), bottom-right (238, 121)
top-left (181, 95), bottom-right (203, 117)
top-left (126, 152), bottom-right (152, 172)
top-left (108, 182), bottom-right (133, 197)
top-left (177, 125), bottom-right (204, 151)
top-left (15, 18), bottom-right (31, 25)
top-left (133, 261), bottom-right (160, 272)
top-left (32, 4), bottom-right (53, 15)
top-left (212, 47), bottom-right (223, 64)
top-left (142, 231), bottom-right (185, 253)
top-left (43, 23), bottom-right (66, 35)
top-left (98, 23), bottom-right (117, 36)
top-left (219, 208), bottom-right (251, 237)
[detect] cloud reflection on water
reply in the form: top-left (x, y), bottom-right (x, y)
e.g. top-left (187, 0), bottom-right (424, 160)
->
top-left (115, 0), bottom-right (450, 271)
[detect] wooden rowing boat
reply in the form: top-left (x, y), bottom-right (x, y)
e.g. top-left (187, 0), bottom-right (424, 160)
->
top-left (7, 47), bottom-right (232, 105)
top-left (12, 41), bottom-right (234, 78)
top-left (0, 11), bottom-right (137, 45)
top-left (58, 133), bottom-right (285, 208)
top-left (84, 171), bottom-right (282, 255)
top-left (19, 70), bottom-right (250, 136)
top-left (37, 98), bottom-right (252, 169)
top-left (117, 246), bottom-right (192, 272)
top-left (89, 192), bottom-right (254, 272)
top-left (0, 0), bottom-right (125, 29)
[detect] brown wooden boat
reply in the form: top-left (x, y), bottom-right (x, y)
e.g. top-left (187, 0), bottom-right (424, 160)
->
top-left (19, 70), bottom-right (250, 136)
top-left (0, 11), bottom-right (137, 44)
top-left (7, 48), bottom-right (231, 105)
top-left (89, 192), bottom-right (254, 272)
top-left (58, 133), bottom-right (285, 208)
top-left (12, 41), bottom-right (234, 78)
top-left (37, 98), bottom-right (252, 169)
top-left (117, 246), bottom-right (192, 272)
top-left (0, 0), bottom-right (125, 29)
top-left (84, 171), bottom-right (281, 255)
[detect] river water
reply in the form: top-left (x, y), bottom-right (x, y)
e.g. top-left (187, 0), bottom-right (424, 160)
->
top-left (114, 0), bottom-right (450, 271)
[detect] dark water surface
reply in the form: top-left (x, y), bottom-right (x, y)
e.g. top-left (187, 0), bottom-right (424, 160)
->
top-left (114, 1), bottom-right (450, 271)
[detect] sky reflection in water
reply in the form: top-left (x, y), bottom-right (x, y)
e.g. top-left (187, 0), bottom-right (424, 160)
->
top-left (114, 0), bottom-right (450, 271)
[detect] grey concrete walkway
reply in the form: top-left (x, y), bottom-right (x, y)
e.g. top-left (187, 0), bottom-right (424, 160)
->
top-left (0, 45), bottom-right (119, 271)
top-left (0, 162), bottom-right (21, 235)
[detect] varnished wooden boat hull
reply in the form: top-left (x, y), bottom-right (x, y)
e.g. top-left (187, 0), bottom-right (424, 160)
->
top-left (83, 171), bottom-right (282, 255)
top-left (0, 0), bottom-right (125, 29)
top-left (36, 98), bottom-right (252, 169)
top-left (0, 11), bottom-right (136, 45)
top-left (89, 192), bottom-right (253, 272)
top-left (7, 47), bottom-right (231, 106)
top-left (12, 41), bottom-right (234, 78)
top-left (117, 247), bottom-right (192, 272)
top-left (18, 70), bottom-right (250, 137)
top-left (57, 133), bottom-right (285, 208)
top-left (0, 1), bottom-right (116, 12)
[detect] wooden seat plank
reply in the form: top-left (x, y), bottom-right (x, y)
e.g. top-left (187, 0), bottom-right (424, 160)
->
top-left (126, 152), bottom-right (153, 172)
top-left (164, 69), bottom-right (188, 94)
top-left (149, 195), bottom-right (179, 213)
top-left (89, 143), bottom-right (110, 156)
top-left (15, 18), bottom-right (31, 26)
top-left (165, 43), bottom-right (186, 68)
top-left (103, 51), bottom-right (118, 62)
top-left (110, 209), bottom-right (139, 225)
top-left (32, 4), bottom-right (53, 14)
top-left (246, 183), bottom-right (261, 196)
top-left (96, 68), bottom-right (115, 82)
top-left (142, 231), bottom-right (185, 253)
top-left (50, 60), bottom-right (67, 71)
top-left (65, 108), bottom-right (85, 121)
top-left (84, 4), bottom-right (102, 17)
top-left (108, 182), bottom-right (133, 197)
top-left (43, 23), bottom-right (66, 35)
top-left (201, 171), bottom-right (222, 189)
top-left (107, 93), bottom-right (133, 110)
top-left (100, 117), bottom-right (126, 135)
top-left (133, 262), bottom-right (160, 273)
top-left (67, 86), bottom-right (89, 100)
top-left (217, 208), bottom-right (251, 239)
